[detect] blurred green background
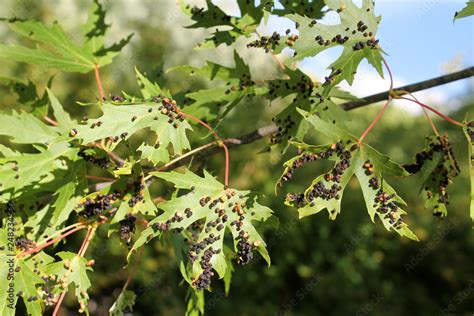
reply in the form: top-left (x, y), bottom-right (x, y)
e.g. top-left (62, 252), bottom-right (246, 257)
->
top-left (0, 1), bottom-right (473, 315)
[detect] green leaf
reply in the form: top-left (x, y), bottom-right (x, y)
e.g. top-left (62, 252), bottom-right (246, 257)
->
top-left (130, 169), bottom-right (273, 291)
top-left (463, 122), bottom-right (474, 221)
top-left (82, 0), bottom-right (133, 65)
top-left (288, 146), bottom-right (358, 220)
top-left (454, 1), bottom-right (474, 20)
top-left (298, 108), bottom-right (407, 177)
top-left (274, 0), bottom-right (383, 94)
top-left (181, 0), bottom-right (263, 47)
top-left (0, 110), bottom-right (58, 144)
top-left (135, 68), bottom-right (165, 99)
top-left (404, 135), bottom-right (460, 217)
top-left (0, 253), bottom-right (51, 316)
top-left (111, 166), bottom-right (158, 225)
top-left (45, 251), bottom-right (93, 313)
top-left (170, 52), bottom-right (255, 120)
top-left (0, 43), bottom-right (94, 73)
top-left (281, 113), bottom-right (417, 240)
top-left (109, 290), bottom-right (136, 316)
top-left (271, 1), bottom-right (325, 18)
top-left (0, 142), bottom-right (77, 201)
top-left (354, 149), bottom-right (418, 240)
top-left (73, 102), bottom-right (192, 163)
top-left (0, 1), bottom-right (132, 73)
top-left (138, 143), bottom-right (170, 165)
top-left (50, 159), bottom-right (87, 228)
top-left (46, 88), bottom-right (76, 133)
top-left (185, 287), bottom-right (204, 316)
top-left (362, 143), bottom-right (409, 178)
top-left (0, 76), bottom-right (52, 116)
top-left (296, 108), bottom-right (354, 141)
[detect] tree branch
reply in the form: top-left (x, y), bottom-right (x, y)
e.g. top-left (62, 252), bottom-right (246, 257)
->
top-left (342, 66), bottom-right (474, 111)
top-left (161, 66), bottom-right (474, 171)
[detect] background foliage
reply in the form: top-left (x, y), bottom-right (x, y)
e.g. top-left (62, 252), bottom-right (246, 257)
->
top-left (0, 1), bottom-right (473, 315)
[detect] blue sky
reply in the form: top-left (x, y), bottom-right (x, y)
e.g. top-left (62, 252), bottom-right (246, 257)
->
top-left (256, 0), bottom-right (473, 109)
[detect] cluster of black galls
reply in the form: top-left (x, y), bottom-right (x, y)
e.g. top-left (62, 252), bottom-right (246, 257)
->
top-left (224, 74), bottom-right (256, 95)
top-left (352, 37), bottom-right (379, 51)
top-left (15, 237), bottom-right (36, 251)
top-left (315, 34), bottom-right (348, 47)
top-left (403, 135), bottom-right (460, 216)
top-left (467, 122), bottom-right (474, 143)
top-left (306, 141), bottom-right (354, 203)
top-left (466, 121), bottom-right (474, 164)
top-left (192, 247), bottom-right (220, 291)
top-left (188, 5), bottom-right (231, 23)
top-left (151, 209), bottom-right (186, 233)
top-left (128, 178), bottom-right (145, 207)
top-left (278, 152), bottom-right (320, 188)
top-left (119, 214), bottom-right (136, 244)
top-left (188, 191), bottom-right (256, 291)
top-left (78, 192), bottom-right (120, 218)
top-left (159, 97), bottom-right (185, 129)
top-left (284, 141), bottom-right (357, 214)
top-left (247, 32), bottom-right (280, 53)
top-left (188, 233), bottom-right (222, 263)
top-left (78, 149), bottom-right (112, 169)
top-left (236, 231), bottom-right (253, 265)
top-left (270, 115), bottom-right (296, 145)
top-left (323, 68), bottom-right (343, 87)
top-left (268, 74), bottom-right (316, 100)
top-left (40, 271), bottom-right (56, 306)
top-left (363, 160), bottom-right (403, 228)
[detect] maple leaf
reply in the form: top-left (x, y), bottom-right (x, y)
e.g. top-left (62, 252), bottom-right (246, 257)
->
top-left (268, 0), bottom-right (384, 95)
top-left (129, 169), bottom-right (272, 291)
top-left (403, 135), bottom-right (460, 217)
top-left (279, 109), bottom-right (417, 240)
top-left (0, 0), bottom-right (132, 73)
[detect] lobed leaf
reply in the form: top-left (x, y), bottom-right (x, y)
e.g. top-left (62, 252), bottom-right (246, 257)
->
top-left (129, 169), bottom-right (273, 291)
top-left (280, 111), bottom-right (417, 240)
top-left (45, 251), bottom-right (93, 314)
top-left (271, 0), bottom-right (383, 94)
top-left (0, 0), bottom-right (132, 73)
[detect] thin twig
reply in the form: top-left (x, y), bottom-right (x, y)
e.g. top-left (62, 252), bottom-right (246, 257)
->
top-left (358, 98), bottom-right (392, 144)
top-left (148, 142), bottom-right (216, 175)
top-left (52, 293), bottom-right (67, 316)
top-left (403, 91), bottom-right (440, 136)
top-left (382, 57), bottom-right (394, 92)
top-left (357, 57), bottom-right (394, 143)
top-left (17, 225), bottom-right (86, 258)
top-left (86, 175), bottom-right (116, 182)
top-left (399, 97), bottom-right (464, 127)
top-left (43, 116), bottom-right (58, 126)
top-left (52, 226), bottom-right (97, 316)
top-left (78, 226), bottom-right (97, 257)
top-left (94, 64), bottom-right (105, 101)
top-left (34, 222), bottom-right (84, 247)
top-left (77, 227), bottom-right (93, 256)
top-left (93, 142), bottom-right (125, 165)
top-left (121, 246), bottom-right (145, 293)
